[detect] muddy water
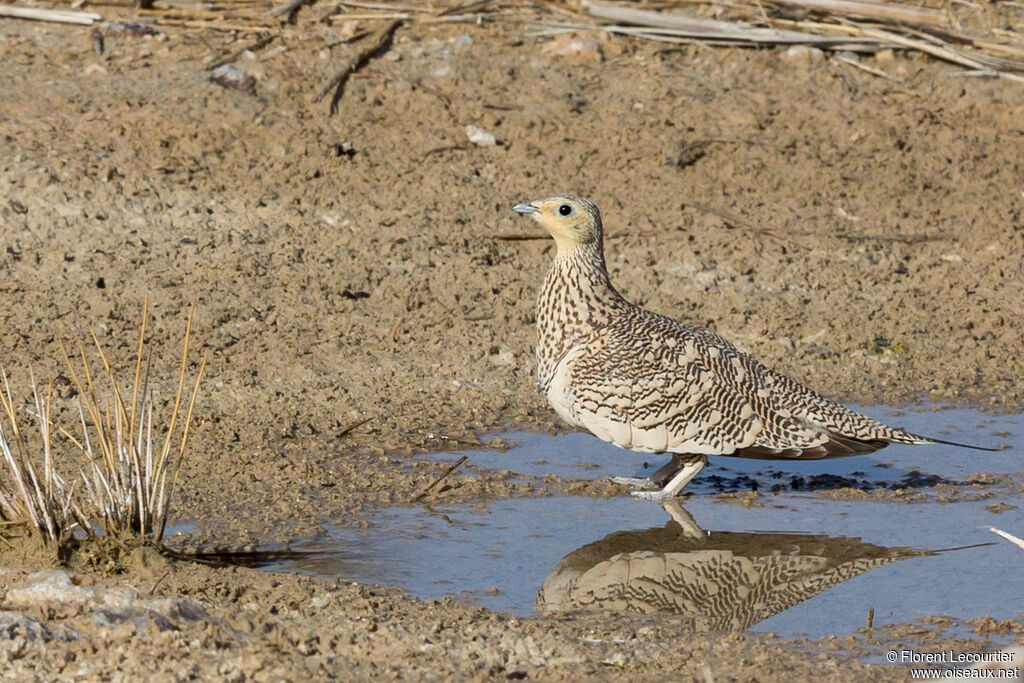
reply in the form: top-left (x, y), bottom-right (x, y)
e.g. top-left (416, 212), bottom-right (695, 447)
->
top-left (250, 406), bottom-right (1022, 638)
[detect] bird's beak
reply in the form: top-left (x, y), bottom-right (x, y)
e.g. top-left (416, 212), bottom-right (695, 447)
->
top-left (512, 202), bottom-right (538, 215)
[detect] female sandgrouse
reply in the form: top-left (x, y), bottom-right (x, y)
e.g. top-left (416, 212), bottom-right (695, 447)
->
top-left (512, 194), bottom-right (991, 500)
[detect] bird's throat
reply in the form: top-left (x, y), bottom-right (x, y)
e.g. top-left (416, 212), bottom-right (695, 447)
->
top-left (535, 243), bottom-right (625, 386)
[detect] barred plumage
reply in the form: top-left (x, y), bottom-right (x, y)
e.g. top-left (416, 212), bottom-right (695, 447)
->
top-left (512, 194), bottom-right (983, 499)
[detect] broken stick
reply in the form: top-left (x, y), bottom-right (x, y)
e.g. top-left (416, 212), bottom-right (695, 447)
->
top-left (414, 455), bottom-right (467, 502)
top-left (313, 18), bottom-right (403, 115)
top-left (208, 33), bottom-right (278, 69)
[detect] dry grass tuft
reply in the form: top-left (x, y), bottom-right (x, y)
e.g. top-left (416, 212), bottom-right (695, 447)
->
top-left (0, 302), bottom-right (206, 548)
top-left (0, 371), bottom-right (88, 545)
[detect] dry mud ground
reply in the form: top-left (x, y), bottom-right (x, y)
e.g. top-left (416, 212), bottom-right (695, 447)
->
top-left (1, 10), bottom-right (1024, 680)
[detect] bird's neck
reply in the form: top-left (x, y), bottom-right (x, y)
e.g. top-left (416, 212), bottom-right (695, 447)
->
top-left (535, 241), bottom-right (626, 386)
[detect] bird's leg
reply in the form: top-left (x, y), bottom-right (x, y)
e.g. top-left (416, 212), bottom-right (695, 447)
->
top-left (660, 499), bottom-right (707, 539)
top-left (631, 455), bottom-right (708, 501)
top-left (610, 454), bottom-right (680, 490)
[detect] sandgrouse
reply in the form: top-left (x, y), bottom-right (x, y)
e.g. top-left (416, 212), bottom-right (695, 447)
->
top-left (512, 194), bottom-right (992, 499)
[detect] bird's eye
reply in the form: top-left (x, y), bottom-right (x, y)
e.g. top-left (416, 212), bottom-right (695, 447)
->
top-left (557, 203), bottom-right (574, 217)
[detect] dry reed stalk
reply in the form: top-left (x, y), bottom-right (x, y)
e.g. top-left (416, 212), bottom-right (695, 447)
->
top-left (835, 21), bottom-right (1024, 78)
top-left (581, 1), bottom-right (888, 45)
top-left (151, 18), bottom-right (273, 31)
top-left (324, 11), bottom-right (411, 20)
top-left (767, 0), bottom-right (947, 28)
top-left (137, 7), bottom-right (256, 19)
top-left (0, 4), bottom-right (101, 25)
top-left (338, 1), bottom-right (434, 11)
top-left (574, 0), bottom-right (1024, 77)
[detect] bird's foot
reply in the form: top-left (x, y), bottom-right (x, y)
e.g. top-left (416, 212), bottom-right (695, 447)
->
top-left (609, 476), bottom-right (659, 491)
top-left (630, 489), bottom-right (677, 501)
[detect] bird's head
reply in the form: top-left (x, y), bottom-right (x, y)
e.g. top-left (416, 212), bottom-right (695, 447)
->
top-left (512, 195), bottom-right (603, 253)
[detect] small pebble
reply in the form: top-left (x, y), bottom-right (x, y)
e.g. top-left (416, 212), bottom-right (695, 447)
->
top-left (466, 125), bottom-right (497, 146)
top-left (210, 64), bottom-right (255, 92)
top-left (781, 45), bottom-right (824, 63)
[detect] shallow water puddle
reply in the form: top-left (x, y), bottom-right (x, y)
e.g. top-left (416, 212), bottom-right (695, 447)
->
top-left (254, 406), bottom-right (1023, 639)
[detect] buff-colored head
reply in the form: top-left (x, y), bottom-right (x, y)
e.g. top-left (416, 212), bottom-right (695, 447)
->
top-left (512, 195), bottom-right (603, 253)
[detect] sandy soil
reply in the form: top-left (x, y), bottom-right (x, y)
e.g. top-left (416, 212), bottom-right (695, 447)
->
top-left (1, 8), bottom-right (1023, 679)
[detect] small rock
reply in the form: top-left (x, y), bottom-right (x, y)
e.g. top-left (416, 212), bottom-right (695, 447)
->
top-left (146, 597), bottom-right (210, 624)
top-left (339, 20), bottom-right (360, 38)
top-left (453, 34), bottom-right (473, 48)
top-left (0, 611), bottom-right (76, 642)
top-left (541, 32), bottom-right (603, 63)
top-left (466, 125), bottom-right (497, 146)
top-left (99, 586), bottom-right (141, 608)
top-left (488, 350), bottom-right (515, 366)
top-left (210, 64), bottom-right (256, 93)
top-left (602, 652), bottom-right (628, 667)
top-left (6, 570), bottom-right (94, 607)
top-left (92, 596), bottom-right (209, 633)
top-left (776, 336), bottom-right (796, 354)
top-left (94, 607), bottom-right (175, 632)
top-left (781, 45), bottom-right (824, 63)
top-left (328, 141), bottom-right (355, 157)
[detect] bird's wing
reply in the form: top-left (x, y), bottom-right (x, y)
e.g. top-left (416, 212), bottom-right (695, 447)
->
top-left (557, 320), bottom-right (828, 456)
top-left (687, 325), bottom-right (923, 457)
top-left (556, 310), bottom-right (911, 457)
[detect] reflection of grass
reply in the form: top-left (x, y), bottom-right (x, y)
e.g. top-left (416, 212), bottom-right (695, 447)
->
top-left (0, 303), bottom-right (205, 550)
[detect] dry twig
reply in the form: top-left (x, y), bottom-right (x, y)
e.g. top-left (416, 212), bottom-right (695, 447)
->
top-left (313, 17), bottom-right (403, 114)
top-left (834, 53), bottom-right (917, 93)
top-left (208, 32), bottom-right (278, 69)
top-left (414, 455), bottom-right (467, 501)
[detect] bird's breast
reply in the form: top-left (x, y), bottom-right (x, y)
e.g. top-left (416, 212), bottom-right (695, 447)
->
top-left (545, 351), bottom-right (584, 428)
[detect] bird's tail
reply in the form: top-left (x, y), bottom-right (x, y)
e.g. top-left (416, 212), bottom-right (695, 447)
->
top-left (898, 432), bottom-right (1003, 452)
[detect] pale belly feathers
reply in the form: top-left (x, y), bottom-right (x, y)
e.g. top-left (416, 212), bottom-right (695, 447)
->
top-left (544, 344), bottom-right (731, 455)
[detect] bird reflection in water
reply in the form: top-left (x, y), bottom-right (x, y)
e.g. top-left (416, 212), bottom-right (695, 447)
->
top-left (536, 501), bottom-right (924, 631)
